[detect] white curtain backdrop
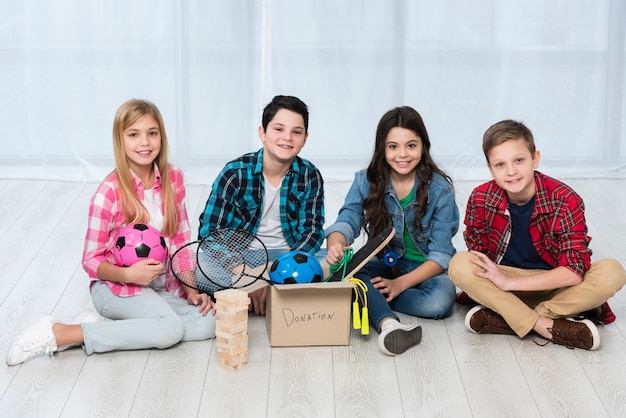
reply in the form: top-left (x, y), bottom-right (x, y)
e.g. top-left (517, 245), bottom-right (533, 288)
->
top-left (1, 0), bottom-right (624, 184)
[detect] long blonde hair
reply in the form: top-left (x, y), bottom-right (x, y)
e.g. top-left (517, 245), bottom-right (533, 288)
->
top-left (111, 99), bottom-right (178, 237)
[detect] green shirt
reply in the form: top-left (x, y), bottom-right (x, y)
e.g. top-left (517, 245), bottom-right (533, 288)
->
top-left (400, 190), bottom-right (426, 262)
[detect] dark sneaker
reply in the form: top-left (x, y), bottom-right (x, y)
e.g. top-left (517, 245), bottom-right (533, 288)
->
top-left (574, 302), bottom-right (616, 325)
top-left (465, 305), bottom-right (516, 335)
top-left (548, 318), bottom-right (600, 350)
top-left (378, 323), bottom-right (422, 356)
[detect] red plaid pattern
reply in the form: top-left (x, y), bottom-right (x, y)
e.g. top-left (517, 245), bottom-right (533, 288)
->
top-left (464, 171), bottom-right (592, 278)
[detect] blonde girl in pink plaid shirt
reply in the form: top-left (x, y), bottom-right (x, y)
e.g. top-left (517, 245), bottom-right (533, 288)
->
top-left (6, 99), bottom-right (216, 366)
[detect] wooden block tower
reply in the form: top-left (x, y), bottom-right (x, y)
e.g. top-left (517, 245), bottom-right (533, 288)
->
top-left (214, 289), bottom-right (250, 371)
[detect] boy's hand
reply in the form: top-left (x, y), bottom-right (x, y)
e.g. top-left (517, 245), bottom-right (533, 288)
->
top-left (249, 287), bottom-right (267, 315)
top-left (187, 292), bottom-right (216, 316)
top-left (469, 250), bottom-right (509, 290)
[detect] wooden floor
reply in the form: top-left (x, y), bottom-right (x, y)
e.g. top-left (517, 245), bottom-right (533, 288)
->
top-left (0, 177), bottom-right (625, 418)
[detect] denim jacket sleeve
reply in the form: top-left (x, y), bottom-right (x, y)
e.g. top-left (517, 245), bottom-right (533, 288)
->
top-left (324, 170), bottom-right (369, 245)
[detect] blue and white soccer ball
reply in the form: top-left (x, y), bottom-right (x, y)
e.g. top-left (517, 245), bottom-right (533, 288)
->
top-left (269, 250), bottom-right (323, 284)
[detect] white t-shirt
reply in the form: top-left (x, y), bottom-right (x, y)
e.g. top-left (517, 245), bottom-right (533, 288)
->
top-left (254, 176), bottom-right (289, 249)
top-left (143, 188), bottom-right (166, 290)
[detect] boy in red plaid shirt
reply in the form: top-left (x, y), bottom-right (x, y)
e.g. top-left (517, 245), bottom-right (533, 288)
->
top-left (449, 120), bottom-right (625, 350)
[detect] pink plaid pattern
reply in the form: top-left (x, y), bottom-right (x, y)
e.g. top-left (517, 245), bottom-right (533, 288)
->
top-left (82, 164), bottom-right (189, 298)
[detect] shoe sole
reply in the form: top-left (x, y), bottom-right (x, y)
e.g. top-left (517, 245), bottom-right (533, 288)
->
top-left (381, 325), bottom-right (422, 355)
top-left (464, 305), bottom-right (486, 334)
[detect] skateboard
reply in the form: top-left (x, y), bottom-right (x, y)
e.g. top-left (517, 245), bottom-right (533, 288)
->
top-left (327, 226), bottom-right (395, 282)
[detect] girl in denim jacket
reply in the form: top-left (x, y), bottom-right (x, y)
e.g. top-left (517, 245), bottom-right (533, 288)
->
top-left (325, 106), bottom-right (459, 356)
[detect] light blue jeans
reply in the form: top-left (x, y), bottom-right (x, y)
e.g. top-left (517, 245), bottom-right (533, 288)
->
top-left (355, 258), bottom-right (456, 333)
top-left (82, 281), bottom-right (216, 355)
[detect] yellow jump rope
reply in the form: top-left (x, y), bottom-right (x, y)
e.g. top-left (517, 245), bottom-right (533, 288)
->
top-left (325, 248), bottom-right (369, 335)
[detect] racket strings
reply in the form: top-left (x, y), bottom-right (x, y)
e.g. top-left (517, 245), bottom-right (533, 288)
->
top-left (170, 229), bottom-right (269, 294)
top-left (169, 241), bottom-right (215, 292)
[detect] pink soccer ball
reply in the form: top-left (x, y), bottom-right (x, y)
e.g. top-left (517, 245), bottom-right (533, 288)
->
top-left (113, 223), bottom-right (167, 267)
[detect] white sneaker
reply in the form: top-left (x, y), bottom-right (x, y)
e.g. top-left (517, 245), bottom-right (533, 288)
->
top-left (378, 321), bottom-right (422, 356)
top-left (57, 308), bottom-right (102, 352)
top-left (6, 314), bottom-right (59, 366)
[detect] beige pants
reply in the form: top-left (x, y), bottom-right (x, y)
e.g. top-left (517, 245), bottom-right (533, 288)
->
top-left (449, 251), bottom-right (626, 337)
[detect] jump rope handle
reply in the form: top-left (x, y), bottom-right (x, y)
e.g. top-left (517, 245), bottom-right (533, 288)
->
top-left (346, 278), bottom-right (369, 335)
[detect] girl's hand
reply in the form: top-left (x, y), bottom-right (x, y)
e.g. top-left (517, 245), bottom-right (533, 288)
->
top-left (125, 259), bottom-right (164, 286)
top-left (187, 292), bottom-right (216, 316)
top-left (326, 243), bottom-right (349, 265)
top-left (371, 275), bottom-right (406, 302)
top-left (468, 250), bottom-right (510, 290)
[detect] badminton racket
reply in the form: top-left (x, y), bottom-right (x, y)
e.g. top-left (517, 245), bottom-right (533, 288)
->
top-left (169, 228), bottom-right (270, 294)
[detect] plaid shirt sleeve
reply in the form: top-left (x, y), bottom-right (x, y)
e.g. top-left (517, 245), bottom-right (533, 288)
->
top-left (532, 173), bottom-right (592, 277)
top-left (82, 173), bottom-right (121, 280)
top-left (284, 158), bottom-right (325, 254)
top-left (198, 161), bottom-right (257, 238)
top-left (463, 188), bottom-right (489, 253)
top-left (463, 181), bottom-right (510, 262)
top-left (166, 165), bottom-right (191, 255)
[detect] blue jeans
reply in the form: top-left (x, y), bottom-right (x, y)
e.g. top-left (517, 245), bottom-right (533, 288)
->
top-left (83, 281), bottom-right (216, 355)
top-left (355, 259), bottom-right (456, 332)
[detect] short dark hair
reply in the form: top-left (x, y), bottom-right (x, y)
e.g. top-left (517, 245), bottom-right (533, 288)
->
top-left (483, 120), bottom-right (535, 163)
top-left (261, 95), bottom-right (309, 133)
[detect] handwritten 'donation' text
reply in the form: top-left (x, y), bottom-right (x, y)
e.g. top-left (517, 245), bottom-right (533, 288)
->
top-left (282, 308), bottom-right (336, 327)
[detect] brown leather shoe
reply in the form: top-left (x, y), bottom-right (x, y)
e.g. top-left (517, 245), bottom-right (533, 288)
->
top-left (465, 305), bottom-right (516, 335)
top-left (548, 318), bottom-right (600, 350)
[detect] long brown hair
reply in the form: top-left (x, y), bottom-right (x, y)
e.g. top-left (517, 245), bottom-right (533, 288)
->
top-left (111, 99), bottom-right (178, 237)
top-left (363, 106), bottom-right (452, 237)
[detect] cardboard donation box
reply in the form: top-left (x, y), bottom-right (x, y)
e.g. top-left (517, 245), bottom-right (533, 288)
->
top-left (265, 281), bottom-right (354, 347)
